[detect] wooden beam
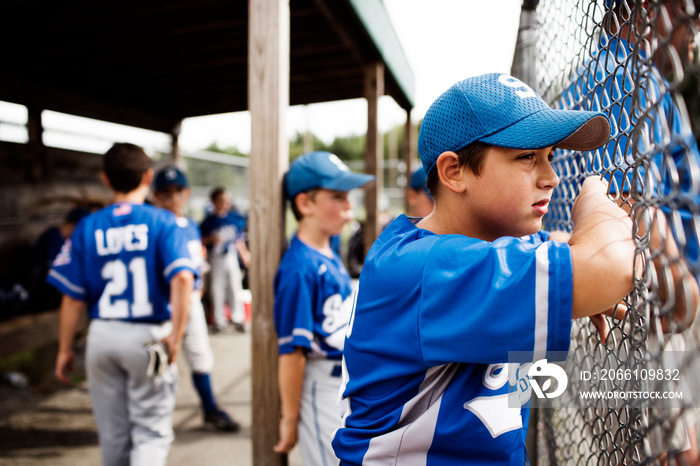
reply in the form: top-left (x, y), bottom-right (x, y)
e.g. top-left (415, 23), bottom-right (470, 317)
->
top-left (388, 125), bottom-right (398, 190)
top-left (403, 108), bottom-right (414, 213)
top-left (0, 77), bottom-right (180, 134)
top-left (26, 106), bottom-right (45, 182)
top-left (248, 0), bottom-right (289, 464)
top-left (363, 62), bottom-right (384, 257)
top-left (170, 120), bottom-right (183, 162)
top-left (309, 0), bottom-right (365, 64)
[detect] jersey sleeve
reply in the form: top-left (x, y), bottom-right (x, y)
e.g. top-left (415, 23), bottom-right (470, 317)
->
top-left (419, 235), bottom-right (573, 365)
top-left (158, 215), bottom-right (197, 283)
top-left (273, 263), bottom-right (316, 355)
top-left (46, 228), bottom-right (87, 301)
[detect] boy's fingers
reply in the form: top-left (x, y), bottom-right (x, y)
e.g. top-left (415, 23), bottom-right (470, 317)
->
top-left (603, 302), bottom-right (628, 320)
top-left (590, 314), bottom-right (610, 343)
top-left (592, 303), bottom-right (627, 342)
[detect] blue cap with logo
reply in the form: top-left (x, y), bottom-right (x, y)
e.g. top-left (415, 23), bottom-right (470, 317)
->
top-left (154, 165), bottom-right (189, 191)
top-left (285, 151), bottom-right (374, 199)
top-left (417, 73), bottom-right (611, 176)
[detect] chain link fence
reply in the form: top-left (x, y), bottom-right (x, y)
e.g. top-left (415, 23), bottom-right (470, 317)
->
top-left (530, 0), bottom-right (700, 464)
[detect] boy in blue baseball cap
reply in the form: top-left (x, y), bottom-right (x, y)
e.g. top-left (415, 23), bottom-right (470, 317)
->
top-left (332, 73), bottom-right (643, 464)
top-left (273, 151), bottom-right (373, 465)
top-left (406, 166), bottom-right (434, 218)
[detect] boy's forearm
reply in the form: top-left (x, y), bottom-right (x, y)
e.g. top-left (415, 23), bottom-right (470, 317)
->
top-left (569, 177), bottom-right (636, 318)
top-left (278, 349), bottom-right (306, 421)
top-left (169, 271), bottom-right (194, 341)
top-left (58, 295), bottom-right (86, 353)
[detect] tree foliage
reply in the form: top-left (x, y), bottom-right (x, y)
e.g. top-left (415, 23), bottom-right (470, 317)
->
top-left (201, 120), bottom-right (424, 165)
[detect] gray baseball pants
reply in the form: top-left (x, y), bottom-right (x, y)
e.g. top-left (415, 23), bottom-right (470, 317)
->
top-left (86, 319), bottom-right (178, 466)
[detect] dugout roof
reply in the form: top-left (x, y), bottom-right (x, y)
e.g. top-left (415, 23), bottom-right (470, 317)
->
top-left (0, 0), bottom-right (415, 134)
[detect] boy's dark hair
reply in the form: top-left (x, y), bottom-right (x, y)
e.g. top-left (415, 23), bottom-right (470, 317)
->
top-left (210, 186), bottom-right (227, 201)
top-left (426, 141), bottom-right (491, 197)
top-left (290, 189), bottom-right (318, 221)
top-left (103, 143), bottom-right (151, 193)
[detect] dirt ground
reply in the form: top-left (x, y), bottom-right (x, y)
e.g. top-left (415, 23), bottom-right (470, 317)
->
top-left (0, 326), bottom-right (302, 466)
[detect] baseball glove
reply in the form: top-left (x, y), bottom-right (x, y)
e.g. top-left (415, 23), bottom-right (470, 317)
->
top-left (144, 340), bottom-right (171, 380)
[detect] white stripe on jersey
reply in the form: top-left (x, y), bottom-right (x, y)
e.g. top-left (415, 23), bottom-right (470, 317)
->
top-left (277, 328), bottom-right (316, 347)
top-left (162, 257), bottom-right (195, 278)
top-left (362, 364), bottom-right (458, 464)
top-left (534, 244), bottom-right (549, 360)
top-left (48, 269), bottom-right (85, 296)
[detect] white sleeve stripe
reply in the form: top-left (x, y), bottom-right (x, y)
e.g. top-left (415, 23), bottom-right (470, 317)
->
top-left (162, 258), bottom-right (195, 278)
top-left (534, 244), bottom-right (549, 360)
top-left (278, 328), bottom-right (315, 346)
top-left (278, 336), bottom-right (294, 345)
top-left (48, 269), bottom-right (85, 295)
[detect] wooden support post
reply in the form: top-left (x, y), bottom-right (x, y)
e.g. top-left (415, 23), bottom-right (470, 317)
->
top-left (170, 120), bottom-right (182, 162)
top-left (388, 125), bottom-right (398, 191)
top-left (403, 108), bottom-right (414, 213)
top-left (248, 0), bottom-right (289, 465)
top-left (26, 106), bottom-right (45, 181)
top-left (363, 62), bottom-right (384, 257)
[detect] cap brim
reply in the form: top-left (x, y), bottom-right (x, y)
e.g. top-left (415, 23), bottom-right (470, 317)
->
top-left (323, 172), bottom-right (375, 192)
top-left (480, 109), bottom-right (610, 151)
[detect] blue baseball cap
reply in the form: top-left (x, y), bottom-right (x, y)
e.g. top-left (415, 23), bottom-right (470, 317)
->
top-left (154, 165), bottom-right (189, 191)
top-left (409, 167), bottom-right (428, 190)
top-left (417, 73), bottom-right (611, 176)
top-left (285, 151), bottom-right (375, 199)
top-left (409, 167), bottom-right (432, 199)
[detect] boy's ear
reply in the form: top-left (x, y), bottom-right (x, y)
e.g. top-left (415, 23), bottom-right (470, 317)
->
top-left (405, 188), bottom-right (418, 205)
top-left (295, 192), bottom-right (314, 216)
top-left (100, 172), bottom-right (112, 190)
top-left (435, 151), bottom-right (467, 194)
top-left (141, 168), bottom-right (154, 187)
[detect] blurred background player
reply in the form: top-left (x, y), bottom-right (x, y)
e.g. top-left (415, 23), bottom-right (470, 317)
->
top-left (30, 206), bottom-right (91, 311)
top-left (153, 166), bottom-right (240, 432)
top-left (50, 143), bottom-right (195, 466)
top-left (346, 166), bottom-right (434, 278)
top-left (405, 166), bottom-right (435, 218)
top-left (200, 187), bottom-right (250, 332)
top-left (273, 151), bottom-right (373, 465)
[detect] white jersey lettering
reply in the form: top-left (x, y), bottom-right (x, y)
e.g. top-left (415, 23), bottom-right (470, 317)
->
top-left (96, 224), bottom-right (149, 256)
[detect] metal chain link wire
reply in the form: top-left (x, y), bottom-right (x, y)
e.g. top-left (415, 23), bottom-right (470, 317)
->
top-left (534, 0), bottom-right (700, 464)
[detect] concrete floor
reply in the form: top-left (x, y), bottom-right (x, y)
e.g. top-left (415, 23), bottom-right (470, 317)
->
top-left (0, 326), bottom-right (302, 466)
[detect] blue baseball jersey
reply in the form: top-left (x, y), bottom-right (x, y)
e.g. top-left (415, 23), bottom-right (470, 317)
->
top-left (178, 217), bottom-right (205, 291)
top-left (199, 210), bottom-right (246, 255)
top-left (47, 203), bottom-right (196, 322)
top-left (274, 235), bottom-right (354, 361)
top-left (333, 215), bottom-right (573, 465)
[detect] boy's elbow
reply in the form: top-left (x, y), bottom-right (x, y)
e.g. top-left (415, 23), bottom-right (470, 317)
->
top-left (171, 270), bottom-right (195, 289)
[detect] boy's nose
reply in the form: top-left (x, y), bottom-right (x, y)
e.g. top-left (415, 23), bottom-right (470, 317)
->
top-left (539, 163), bottom-right (560, 190)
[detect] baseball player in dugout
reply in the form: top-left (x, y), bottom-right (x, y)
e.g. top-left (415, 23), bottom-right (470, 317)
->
top-left (332, 74), bottom-right (698, 465)
top-left (152, 165), bottom-right (240, 432)
top-left (50, 143), bottom-right (196, 466)
top-left (273, 151), bottom-right (373, 465)
top-left (200, 186), bottom-right (250, 333)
